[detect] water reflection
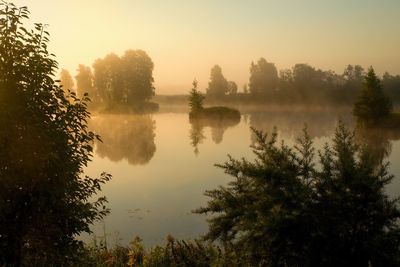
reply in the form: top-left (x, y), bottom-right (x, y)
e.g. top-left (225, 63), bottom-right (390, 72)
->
top-left (89, 114), bottom-right (156, 165)
top-left (355, 125), bottom-right (400, 167)
top-left (248, 108), bottom-right (353, 141)
top-left (84, 110), bottom-right (400, 246)
top-left (189, 116), bottom-right (240, 154)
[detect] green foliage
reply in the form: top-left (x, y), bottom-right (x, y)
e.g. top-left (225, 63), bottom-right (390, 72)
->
top-left (0, 2), bottom-right (110, 265)
top-left (188, 79), bottom-right (205, 113)
top-left (354, 67), bottom-right (393, 123)
top-left (206, 65), bottom-right (229, 99)
top-left (196, 122), bottom-right (400, 266)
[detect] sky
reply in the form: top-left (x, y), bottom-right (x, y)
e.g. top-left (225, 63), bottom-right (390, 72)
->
top-left (11, 0), bottom-right (400, 94)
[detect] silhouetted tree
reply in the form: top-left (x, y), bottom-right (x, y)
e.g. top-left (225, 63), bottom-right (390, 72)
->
top-left (0, 3), bottom-right (110, 265)
top-left (59, 68), bottom-right (74, 93)
top-left (353, 67), bottom-right (392, 122)
top-left (93, 53), bottom-right (123, 104)
top-left (188, 79), bottom-right (205, 114)
top-left (249, 58), bottom-right (278, 97)
top-left (92, 50), bottom-right (154, 106)
top-left (122, 49), bottom-right (155, 104)
top-left (196, 123), bottom-right (400, 266)
top-left (227, 81), bottom-right (238, 95)
top-left (206, 65), bottom-right (228, 99)
top-left (343, 64), bottom-right (365, 84)
top-left (75, 64), bottom-right (95, 100)
top-left (382, 71), bottom-right (400, 102)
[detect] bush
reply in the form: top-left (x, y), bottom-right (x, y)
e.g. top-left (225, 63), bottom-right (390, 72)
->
top-left (0, 2), bottom-right (110, 265)
top-left (196, 122), bottom-right (400, 266)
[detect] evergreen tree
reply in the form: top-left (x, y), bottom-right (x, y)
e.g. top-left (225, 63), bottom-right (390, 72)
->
top-left (189, 79), bottom-right (205, 114)
top-left (0, 3), bottom-right (110, 265)
top-left (196, 122), bottom-right (400, 266)
top-left (353, 67), bottom-right (392, 122)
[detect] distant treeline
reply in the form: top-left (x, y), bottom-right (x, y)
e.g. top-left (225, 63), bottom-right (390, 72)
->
top-left (60, 50), bottom-right (155, 108)
top-left (60, 56), bottom-right (400, 108)
top-left (203, 59), bottom-right (400, 105)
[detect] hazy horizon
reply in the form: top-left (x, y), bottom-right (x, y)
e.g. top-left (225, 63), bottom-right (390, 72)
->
top-left (12, 0), bottom-right (400, 94)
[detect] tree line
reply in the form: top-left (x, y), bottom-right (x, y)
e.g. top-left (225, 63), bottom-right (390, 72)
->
top-left (60, 50), bottom-right (155, 108)
top-left (203, 59), bottom-right (400, 105)
top-left (60, 56), bottom-right (400, 107)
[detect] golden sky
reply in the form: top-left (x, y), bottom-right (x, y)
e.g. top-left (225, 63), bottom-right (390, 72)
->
top-left (12, 0), bottom-right (400, 94)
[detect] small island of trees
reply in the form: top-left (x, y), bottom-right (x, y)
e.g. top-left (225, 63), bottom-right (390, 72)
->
top-left (62, 50), bottom-right (159, 113)
top-left (188, 79), bottom-right (240, 121)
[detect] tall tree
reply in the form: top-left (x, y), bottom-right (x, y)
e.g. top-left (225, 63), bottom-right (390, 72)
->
top-left (122, 49), bottom-right (155, 104)
top-left (249, 58), bottom-right (278, 96)
top-left (206, 65), bottom-right (228, 99)
top-left (92, 50), bottom-right (155, 106)
top-left (59, 68), bottom-right (74, 93)
top-left (93, 53), bottom-right (123, 104)
top-left (353, 67), bottom-right (392, 122)
top-left (0, 3), bottom-right (110, 265)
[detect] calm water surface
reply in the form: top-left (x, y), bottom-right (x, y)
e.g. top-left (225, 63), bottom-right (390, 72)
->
top-left (83, 108), bottom-right (400, 246)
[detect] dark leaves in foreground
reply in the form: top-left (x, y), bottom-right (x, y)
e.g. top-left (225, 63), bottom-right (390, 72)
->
top-left (0, 2), bottom-right (111, 266)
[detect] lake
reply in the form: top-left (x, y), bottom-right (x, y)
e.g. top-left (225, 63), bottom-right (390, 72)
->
top-left (83, 107), bottom-right (400, 247)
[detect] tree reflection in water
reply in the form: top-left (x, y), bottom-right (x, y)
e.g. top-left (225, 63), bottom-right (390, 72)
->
top-left (248, 108), bottom-right (353, 141)
top-left (355, 125), bottom-right (400, 167)
top-left (89, 114), bottom-right (156, 165)
top-left (189, 116), bottom-right (240, 155)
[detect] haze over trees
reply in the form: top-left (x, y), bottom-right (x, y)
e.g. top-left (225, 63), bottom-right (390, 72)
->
top-left (194, 60), bottom-right (400, 106)
top-left (249, 57), bottom-right (278, 97)
top-left (59, 68), bottom-right (74, 93)
top-left (227, 80), bottom-right (238, 95)
top-left (92, 50), bottom-right (155, 106)
top-left (75, 64), bottom-right (95, 100)
top-left (0, 3), bottom-right (110, 265)
top-left (206, 65), bottom-right (229, 99)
